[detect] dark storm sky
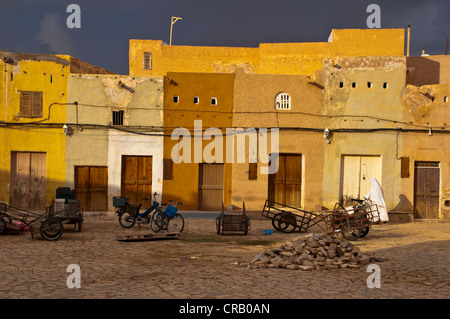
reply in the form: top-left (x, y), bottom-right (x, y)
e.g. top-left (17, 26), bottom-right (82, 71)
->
top-left (1, 0), bottom-right (449, 74)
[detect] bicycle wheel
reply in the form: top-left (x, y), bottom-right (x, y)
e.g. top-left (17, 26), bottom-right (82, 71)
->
top-left (40, 218), bottom-right (64, 241)
top-left (150, 210), bottom-right (163, 233)
top-left (0, 217), bottom-right (6, 235)
top-left (278, 214), bottom-right (296, 233)
top-left (341, 221), bottom-right (361, 241)
top-left (168, 214), bottom-right (185, 233)
top-left (119, 212), bottom-right (136, 228)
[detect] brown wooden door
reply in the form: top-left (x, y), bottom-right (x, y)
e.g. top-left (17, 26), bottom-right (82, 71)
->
top-left (75, 166), bottom-right (108, 211)
top-left (10, 152), bottom-right (46, 209)
top-left (268, 154), bottom-right (302, 207)
top-left (414, 162), bottom-right (440, 219)
top-left (121, 156), bottom-right (152, 209)
top-left (198, 163), bottom-right (224, 211)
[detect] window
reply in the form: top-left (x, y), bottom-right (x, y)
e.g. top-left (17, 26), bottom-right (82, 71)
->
top-left (193, 96), bottom-right (199, 104)
top-left (367, 82), bottom-right (372, 88)
top-left (275, 93), bottom-right (291, 110)
top-left (352, 82), bottom-right (357, 88)
top-left (444, 96), bottom-right (448, 103)
top-left (163, 158), bottom-right (174, 180)
top-left (19, 91), bottom-right (43, 118)
top-left (211, 97), bottom-right (217, 105)
top-left (173, 96), bottom-right (179, 103)
top-left (249, 163), bottom-right (258, 180)
top-left (143, 52), bottom-right (152, 70)
top-left (112, 110), bottom-right (124, 125)
top-left (383, 82), bottom-right (388, 89)
top-left (339, 82), bottom-right (344, 88)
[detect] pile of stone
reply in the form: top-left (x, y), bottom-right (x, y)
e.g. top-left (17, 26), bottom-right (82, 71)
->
top-left (239, 233), bottom-right (383, 271)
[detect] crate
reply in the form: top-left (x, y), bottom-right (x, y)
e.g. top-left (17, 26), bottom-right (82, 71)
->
top-left (113, 196), bottom-right (128, 207)
top-left (56, 187), bottom-right (75, 200)
top-left (54, 199), bottom-right (65, 212)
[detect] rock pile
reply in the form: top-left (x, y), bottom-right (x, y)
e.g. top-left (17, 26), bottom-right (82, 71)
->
top-left (239, 233), bottom-right (383, 271)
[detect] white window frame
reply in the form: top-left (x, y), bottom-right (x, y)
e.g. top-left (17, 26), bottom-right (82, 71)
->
top-left (275, 93), bottom-right (291, 110)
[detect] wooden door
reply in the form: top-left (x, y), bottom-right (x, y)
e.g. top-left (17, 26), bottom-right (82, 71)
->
top-left (75, 166), bottom-right (108, 211)
top-left (268, 154), bottom-right (302, 207)
top-left (198, 163), bottom-right (224, 211)
top-left (10, 152), bottom-right (46, 209)
top-left (414, 162), bottom-right (440, 219)
top-left (121, 156), bottom-right (152, 210)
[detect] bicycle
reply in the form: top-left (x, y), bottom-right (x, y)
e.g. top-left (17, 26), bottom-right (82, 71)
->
top-left (114, 192), bottom-right (162, 229)
top-left (150, 200), bottom-right (184, 233)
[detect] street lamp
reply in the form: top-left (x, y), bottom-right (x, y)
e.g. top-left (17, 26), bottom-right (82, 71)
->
top-left (170, 16), bottom-right (182, 46)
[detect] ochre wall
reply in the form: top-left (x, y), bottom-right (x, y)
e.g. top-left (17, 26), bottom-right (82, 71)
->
top-left (130, 29), bottom-right (405, 77)
top-left (163, 72), bottom-right (235, 210)
top-left (232, 70), bottom-right (324, 211)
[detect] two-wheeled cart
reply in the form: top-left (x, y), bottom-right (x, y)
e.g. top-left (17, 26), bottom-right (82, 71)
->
top-left (216, 202), bottom-right (250, 235)
top-left (0, 202), bottom-right (68, 240)
top-left (323, 202), bottom-right (380, 241)
top-left (261, 200), bottom-right (325, 233)
top-left (47, 198), bottom-right (84, 232)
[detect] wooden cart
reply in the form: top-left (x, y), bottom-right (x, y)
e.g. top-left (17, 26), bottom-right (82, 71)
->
top-left (216, 202), bottom-right (250, 235)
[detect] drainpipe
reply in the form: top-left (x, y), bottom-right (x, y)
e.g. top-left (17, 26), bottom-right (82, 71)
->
top-left (406, 23), bottom-right (411, 57)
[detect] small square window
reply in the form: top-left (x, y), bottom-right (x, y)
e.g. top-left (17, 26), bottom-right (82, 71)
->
top-left (211, 97), bottom-right (217, 105)
top-left (352, 82), bottom-right (357, 88)
top-left (383, 82), bottom-right (388, 89)
top-left (339, 82), bottom-right (344, 88)
top-left (193, 96), bottom-right (199, 104)
top-left (367, 82), bottom-right (372, 88)
top-left (444, 96), bottom-right (448, 103)
top-left (173, 96), bottom-right (179, 103)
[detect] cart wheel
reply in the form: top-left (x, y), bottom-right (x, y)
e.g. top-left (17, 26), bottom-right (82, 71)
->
top-left (341, 221), bottom-right (361, 241)
top-left (40, 218), bottom-right (64, 241)
top-left (272, 213), bottom-right (283, 230)
top-left (278, 214), bottom-right (297, 233)
top-left (216, 217), bottom-right (221, 235)
top-left (0, 217), bottom-right (6, 235)
top-left (359, 226), bottom-right (370, 238)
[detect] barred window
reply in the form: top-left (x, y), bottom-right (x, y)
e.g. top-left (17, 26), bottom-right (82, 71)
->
top-left (112, 110), bottom-right (124, 125)
top-left (275, 93), bottom-right (291, 110)
top-left (143, 52), bottom-right (152, 70)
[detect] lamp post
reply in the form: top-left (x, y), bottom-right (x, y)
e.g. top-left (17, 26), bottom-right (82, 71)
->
top-left (170, 16), bottom-right (182, 46)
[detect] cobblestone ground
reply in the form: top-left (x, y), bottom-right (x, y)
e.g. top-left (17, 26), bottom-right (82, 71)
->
top-left (0, 214), bottom-right (449, 299)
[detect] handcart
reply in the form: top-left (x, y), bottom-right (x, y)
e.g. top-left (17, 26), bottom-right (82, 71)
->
top-left (322, 201), bottom-right (380, 241)
top-left (216, 202), bottom-right (250, 235)
top-left (261, 200), bottom-right (325, 233)
top-left (47, 198), bottom-right (84, 232)
top-left (0, 202), bottom-right (68, 240)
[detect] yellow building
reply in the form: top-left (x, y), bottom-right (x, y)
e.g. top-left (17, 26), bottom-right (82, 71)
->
top-left (163, 72), bottom-right (235, 210)
top-left (129, 28), bottom-right (404, 77)
top-left (0, 50), bottom-right (111, 209)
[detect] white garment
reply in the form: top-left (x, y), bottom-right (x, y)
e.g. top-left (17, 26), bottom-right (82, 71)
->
top-left (364, 178), bottom-right (389, 222)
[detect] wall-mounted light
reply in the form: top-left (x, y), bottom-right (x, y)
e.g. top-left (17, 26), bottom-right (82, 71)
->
top-left (324, 128), bottom-right (333, 143)
top-left (63, 124), bottom-right (73, 136)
